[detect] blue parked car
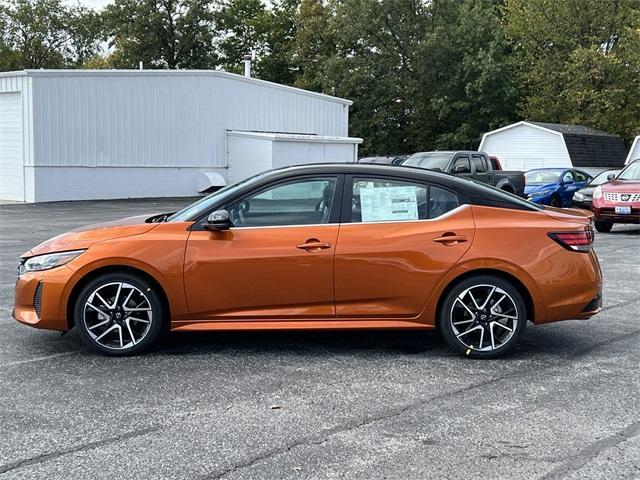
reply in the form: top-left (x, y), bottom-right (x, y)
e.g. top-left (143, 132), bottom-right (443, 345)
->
top-left (524, 168), bottom-right (592, 207)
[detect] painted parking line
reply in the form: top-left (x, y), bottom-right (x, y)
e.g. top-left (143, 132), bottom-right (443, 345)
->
top-left (0, 351), bottom-right (79, 369)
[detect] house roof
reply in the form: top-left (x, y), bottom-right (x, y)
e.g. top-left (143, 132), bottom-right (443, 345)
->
top-left (528, 122), bottom-right (614, 137)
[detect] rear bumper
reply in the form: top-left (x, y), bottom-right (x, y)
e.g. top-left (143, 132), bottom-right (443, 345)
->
top-left (534, 248), bottom-right (603, 324)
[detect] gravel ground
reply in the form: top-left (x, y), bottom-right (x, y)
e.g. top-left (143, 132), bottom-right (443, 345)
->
top-left (0, 198), bottom-right (639, 480)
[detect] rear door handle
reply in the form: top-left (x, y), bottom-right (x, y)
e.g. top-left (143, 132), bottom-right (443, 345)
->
top-left (296, 240), bottom-right (332, 251)
top-left (433, 233), bottom-right (468, 245)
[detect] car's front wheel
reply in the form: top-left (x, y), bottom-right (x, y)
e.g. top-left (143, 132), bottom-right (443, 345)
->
top-left (74, 272), bottom-right (165, 355)
top-left (438, 275), bottom-right (527, 359)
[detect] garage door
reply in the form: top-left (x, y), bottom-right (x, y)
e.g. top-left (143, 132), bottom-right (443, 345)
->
top-left (0, 92), bottom-right (24, 201)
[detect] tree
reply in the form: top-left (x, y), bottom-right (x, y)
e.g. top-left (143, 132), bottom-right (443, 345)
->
top-left (0, 0), bottom-right (102, 70)
top-left (256, 0), bottom-right (300, 84)
top-left (504, 0), bottom-right (640, 140)
top-left (303, 0), bottom-right (519, 155)
top-left (417, 0), bottom-right (520, 150)
top-left (214, 0), bottom-right (272, 74)
top-left (102, 0), bottom-right (217, 69)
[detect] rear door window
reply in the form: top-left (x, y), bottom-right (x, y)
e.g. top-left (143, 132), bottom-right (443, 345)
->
top-left (350, 178), bottom-right (459, 222)
top-left (472, 155), bottom-right (487, 173)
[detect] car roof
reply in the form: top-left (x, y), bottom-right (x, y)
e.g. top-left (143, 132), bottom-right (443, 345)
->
top-left (526, 168), bottom-right (566, 172)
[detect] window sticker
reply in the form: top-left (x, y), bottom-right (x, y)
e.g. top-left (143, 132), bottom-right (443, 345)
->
top-left (360, 185), bottom-right (419, 222)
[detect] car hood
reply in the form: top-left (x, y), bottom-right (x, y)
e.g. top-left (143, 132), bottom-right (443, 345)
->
top-left (23, 214), bottom-right (160, 258)
top-left (524, 183), bottom-right (557, 195)
top-left (543, 206), bottom-right (593, 225)
top-left (601, 179), bottom-right (640, 193)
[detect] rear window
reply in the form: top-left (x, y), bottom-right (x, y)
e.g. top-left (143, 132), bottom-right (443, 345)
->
top-left (468, 179), bottom-right (543, 211)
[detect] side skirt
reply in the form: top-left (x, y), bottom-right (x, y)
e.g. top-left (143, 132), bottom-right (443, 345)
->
top-left (170, 319), bottom-right (435, 332)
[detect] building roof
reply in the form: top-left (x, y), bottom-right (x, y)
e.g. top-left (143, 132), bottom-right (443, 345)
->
top-left (0, 69), bottom-right (352, 105)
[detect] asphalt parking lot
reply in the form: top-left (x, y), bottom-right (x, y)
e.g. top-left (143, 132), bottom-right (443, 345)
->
top-left (0, 198), bottom-right (639, 480)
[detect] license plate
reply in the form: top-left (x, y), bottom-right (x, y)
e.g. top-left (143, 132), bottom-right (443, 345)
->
top-left (615, 206), bottom-right (631, 215)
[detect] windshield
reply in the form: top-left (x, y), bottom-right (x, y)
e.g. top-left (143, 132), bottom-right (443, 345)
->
top-left (402, 152), bottom-right (452, 170)
top-left (167, 172), bottom-right (266, 222)
top-left (524, 170), bottom-right (562, 184)
top-left (618, 161), bottom-right (640, 180)
top-left (590, 169), bottom-right (619, 185)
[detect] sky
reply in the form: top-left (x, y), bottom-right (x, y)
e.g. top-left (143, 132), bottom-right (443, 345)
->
top-left (67, 0), bottom-right (111, 9)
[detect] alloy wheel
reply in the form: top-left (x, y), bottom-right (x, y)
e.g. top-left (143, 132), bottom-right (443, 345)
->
top-left (449, 284), bottom-right (518, 352)
top-left (83, 282), bottom-right (153, 350)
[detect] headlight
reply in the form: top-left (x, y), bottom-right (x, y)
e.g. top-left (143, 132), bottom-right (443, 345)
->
top-left (529, 189), bottom-right (553, 198)
top-left (19, 249), bottom-right (86, 275)
top-left (593, 186), bottom-right (603, 200)
top-left (573, 192), bottom-right (584, 200)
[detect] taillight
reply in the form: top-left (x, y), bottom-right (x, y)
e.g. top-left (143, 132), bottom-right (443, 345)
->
top-left (548, 230), bottom-right (594, 252)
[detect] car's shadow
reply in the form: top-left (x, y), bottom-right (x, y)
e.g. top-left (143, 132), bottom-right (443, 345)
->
top-left (155, 329), bottom-right (451, 357)
top-left (18, 321), bottom-right (603, 362)
top-left (141, 323), bottom-right (594, 361)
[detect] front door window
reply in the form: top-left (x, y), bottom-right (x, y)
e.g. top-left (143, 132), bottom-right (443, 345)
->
top-left (228, 178), bottom-right (337, 228)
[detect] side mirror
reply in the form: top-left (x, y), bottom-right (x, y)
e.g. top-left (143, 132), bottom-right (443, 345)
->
top-left (454, 164), bottom-right (470, 174)
top-left (204, 209), bottom-right (231, 231)
top-left (562, 178), bottom-right (574, 185)
top-left (607, 173), bottom-right (616, 180)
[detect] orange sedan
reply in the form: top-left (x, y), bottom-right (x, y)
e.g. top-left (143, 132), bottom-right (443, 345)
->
top-left (13, 164), bottom-right (602, 358)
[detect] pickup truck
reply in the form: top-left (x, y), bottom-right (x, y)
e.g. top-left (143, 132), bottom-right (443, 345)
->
top-left (399, 150), bottom-right (525, 196)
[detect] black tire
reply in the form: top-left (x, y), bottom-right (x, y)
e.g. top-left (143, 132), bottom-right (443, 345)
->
top-left (550, 195), bottom-right (561, 208)
top-left (594, 220), bottom-right (613, 233)
top-left (438, 275), bottom-right (527, 359)
top-left (74, 272), bottom-right (165, 356)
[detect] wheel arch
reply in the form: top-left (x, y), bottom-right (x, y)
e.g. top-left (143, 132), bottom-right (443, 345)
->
top-left (434, 268), bottom-right (535, 327)
top-left (495, 178), bottom-right (514, 193)
top-left (66, 265), bottom-right (171, 330)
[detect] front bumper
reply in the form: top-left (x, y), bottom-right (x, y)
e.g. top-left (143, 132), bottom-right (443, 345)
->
top-left (572, 199), bottom-right (592, 209)
top-left (13, 266), bottom-right (75, 331)
top-left (592, 206), bottom-right (640, 224)
top-left (527, 194), bottom-right (553, 205)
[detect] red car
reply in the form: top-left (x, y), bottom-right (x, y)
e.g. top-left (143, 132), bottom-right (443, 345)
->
top-left (592, 158), bottom-right (640, 232)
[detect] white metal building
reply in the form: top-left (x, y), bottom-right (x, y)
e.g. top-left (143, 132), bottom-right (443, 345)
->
top-left (0, 70), bottom-right (361, 202)
top-left (479, 121), bottom-right (626, 171)
top-left (626, 136), bottom-right (640, 164)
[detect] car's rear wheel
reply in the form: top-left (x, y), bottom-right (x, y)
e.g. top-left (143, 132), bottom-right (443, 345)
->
top-left (74, 272), bottom-right (165, 355)
top-left (594, 220), bottom-right (613, 233)
top-left (438, 275), bottom-right (527, 359)
top-left (550, 195), bottom-right (561, 208)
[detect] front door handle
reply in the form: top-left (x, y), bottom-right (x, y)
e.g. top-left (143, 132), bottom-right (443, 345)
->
top-left (296, 239), bottom-right (332, 251)
top-left (433, 233), bottom-right (468, 245)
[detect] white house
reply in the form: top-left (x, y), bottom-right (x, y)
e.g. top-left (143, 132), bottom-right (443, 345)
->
top-left (479, 121), bottom-right (626, 172)
top-left (626, 136), bottom-right (640, 164)
top-left (0, 70), bottom-right (361, 202)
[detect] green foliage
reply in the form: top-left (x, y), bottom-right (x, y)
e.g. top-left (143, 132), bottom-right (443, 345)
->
top-left (0, 0), bottom-right (638, 150)
top-left (0, 0), bottom-right (102, 69)
top-left (102, 0), bottom-right (217, 69)
top-left (504, 0), bottom-right (640, 140)
top-left (215, 0), bottom-right (271, 73)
